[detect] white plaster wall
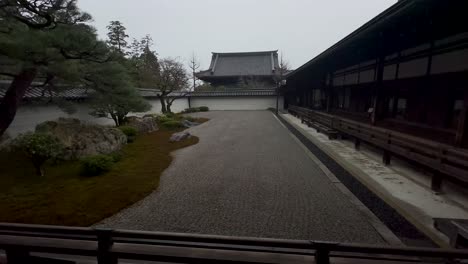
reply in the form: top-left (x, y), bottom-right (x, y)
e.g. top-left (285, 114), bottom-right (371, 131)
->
top-left (6, 96), bottom-right (280, 137)
top-left (6, 104), bottom-right (114, 137)
top-left (6, 98), bottom-right (189, 137)
top-left (190, 96), bottom-right (284, 110)
top-left (143, 98), bottom-right (189, 116)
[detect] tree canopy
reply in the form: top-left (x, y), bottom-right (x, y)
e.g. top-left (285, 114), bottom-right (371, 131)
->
top-left (88, 62), bottom-right (151, 126)
top-left (156, 58), bottom-right (188, 113)
top-left (0, 1), bottom-right (152, 135)
top-left (106, 20), bottom-right (128, 54)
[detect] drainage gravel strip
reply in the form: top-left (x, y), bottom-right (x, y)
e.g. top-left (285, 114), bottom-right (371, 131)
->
top-left (277, 113), bottom-right (437, 248)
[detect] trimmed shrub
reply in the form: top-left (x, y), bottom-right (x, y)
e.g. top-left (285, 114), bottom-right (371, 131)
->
top-left (161, 120), bottom-right (184, 129)
top-left (198, 106), bottom-right (209, 112)
top-left (118, 126), bottom-right (138, 143)
top-left (80, 154), bottom-right (115, 176)
top-left (109, 151), bottom-right (123, 162)
top-left (13, 133), bottom-right (64, 176)
top-left (165, 112), bottom-right (176, 118)
top-left (183, 107), bottom-right (198, 113)
top-left (156, 115), bottom-right (173, 123)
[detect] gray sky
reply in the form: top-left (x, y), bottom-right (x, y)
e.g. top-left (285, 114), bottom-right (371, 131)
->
top-left (78, 0), bottom-right (396, 70)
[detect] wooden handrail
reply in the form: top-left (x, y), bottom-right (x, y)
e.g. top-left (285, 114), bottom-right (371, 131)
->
top-left (0, 223), bottom-right (468, 263)
top-left (288, 105), bottom-right (468, 190)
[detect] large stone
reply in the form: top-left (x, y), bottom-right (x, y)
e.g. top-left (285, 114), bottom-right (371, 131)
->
top-left (35, 118), bottom-right (127, 160)
top-left (169, 131), bottom-right (191, 142)
top-left (181, 120), bottom-right (200, 128)
top-left (126, 116), bottom-right (158, 133)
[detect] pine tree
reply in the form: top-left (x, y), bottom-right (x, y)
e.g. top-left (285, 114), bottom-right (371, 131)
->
top-left (106, 21), bottom-right (129, 54)
top-left (0, 0), bottom-right (109, 137)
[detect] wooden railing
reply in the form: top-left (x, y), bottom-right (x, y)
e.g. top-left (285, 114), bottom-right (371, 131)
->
top-left (0, 223), bottom-right (468, 264)
top-left (288, 105), bottom-right (468, 191)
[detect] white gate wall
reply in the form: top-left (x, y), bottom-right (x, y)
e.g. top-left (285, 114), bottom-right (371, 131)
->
top-left (190, 96), bottom-right (284, 111)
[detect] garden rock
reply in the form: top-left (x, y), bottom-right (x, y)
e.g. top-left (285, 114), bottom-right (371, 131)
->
top-left (170, 131), bottom-right (191, 142)
top-left (35, 118), bottom-right (127, 160)
top-left (126, 116), bottom-right (158, 133)
top-left (181, 120), bottom-right (200, 128)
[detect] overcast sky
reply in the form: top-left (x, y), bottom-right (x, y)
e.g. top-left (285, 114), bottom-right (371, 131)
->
top-left (78, 0), bottom-right (397, 70)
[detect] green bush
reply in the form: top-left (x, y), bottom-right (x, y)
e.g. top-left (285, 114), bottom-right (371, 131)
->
top-left (13, 133), bottom-right (64, 176)
top-left (156, 115), bottom-right (174, 123)
top-left (183, 107), bottom-right (198, 113)
top-left (109, 151), bottom-right (123, 162)
top-left (118, 126), bottom-right (138, 143)
top-left (198, 106), bottom-right (209, 112)
top-left (80, 154), bottom-right (115, 176)
top-left (161, 120), bottom-right (184, 129)
top-left (165, 112), bottom-right (176, 118)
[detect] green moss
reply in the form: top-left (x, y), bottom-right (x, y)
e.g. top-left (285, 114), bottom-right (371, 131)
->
top-left (80, 154), bottom-right (115, 176)
top-left (0, 129), bottom-right (199, 226)
top-left (161, 120), bottom-right (184, 129)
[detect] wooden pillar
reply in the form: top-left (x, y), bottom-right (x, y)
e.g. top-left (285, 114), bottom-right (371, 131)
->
top-left (354, 138), bottom-right (361, 151)
top-left (383, 150), bottom-right (391, 165)
top-left (326, 73), bottom-right (334, 112)
top-left (371, 33), bottom-right (385, 125)
top-left (371, 56), bottom-right (384, 125)
top-left (455, 92), bottom-right (468, 147)
top-left (431, 172), bottom-right (443, 192)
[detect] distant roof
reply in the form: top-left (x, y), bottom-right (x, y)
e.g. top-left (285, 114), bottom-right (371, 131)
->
top-left (196, 50), bottom-right (280, 79)
top-left (0, 83), bottom-right (277, 101)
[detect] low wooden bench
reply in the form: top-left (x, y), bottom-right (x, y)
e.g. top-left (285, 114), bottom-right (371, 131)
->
top-left (306, 120), bottom-right (338, 140)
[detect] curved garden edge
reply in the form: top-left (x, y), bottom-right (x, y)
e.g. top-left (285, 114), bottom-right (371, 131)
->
top-left (0, 118), bottom-right (208, 227)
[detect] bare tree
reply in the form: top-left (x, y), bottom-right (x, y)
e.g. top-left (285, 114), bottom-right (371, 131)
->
top-left (156, 58), bottom-right (189, 113)
top-left (188, 52), bottom-right (200, 91)
top-left (275, 52), bottom-right (291, 81)
top-left (274, 52), bottom-right (291, 114)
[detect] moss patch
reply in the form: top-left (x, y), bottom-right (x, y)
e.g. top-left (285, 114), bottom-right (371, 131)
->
top-left (0, 128), bottom-right (199, 226)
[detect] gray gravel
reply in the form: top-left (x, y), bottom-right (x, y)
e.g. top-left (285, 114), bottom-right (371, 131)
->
top-left (97, 111), bottom-right (385, 244)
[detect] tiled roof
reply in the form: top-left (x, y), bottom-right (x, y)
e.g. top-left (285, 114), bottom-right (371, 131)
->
top-left (138, 88), bottom-right (277, 97)
top-left (0, 81), bottom-right (89, 100)
top-left (196, 51), bottom-right (280, 78)
top-left (0, 83), bottom-right (277, 100)
top-left (190, 89), bottom-right (277, 97)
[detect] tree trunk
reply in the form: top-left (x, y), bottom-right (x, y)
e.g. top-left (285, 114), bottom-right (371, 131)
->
top-left (166, 103), bottom-right (172, 113)
top-left (110, 113), bottom-right (119, 126)
top-left (166, 98), bottom-right (173, 113)
top-left (117, 115), bottom-right (126, 126)
top-left (0, 68), bottom-right (38, 137)
top-left (32, 158), bottom-right (45, 177)
top-left (159, 96), bottom-right (167, 113)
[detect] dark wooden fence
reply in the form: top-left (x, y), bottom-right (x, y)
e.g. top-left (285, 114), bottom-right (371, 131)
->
top-left (288, 105), bottom-right (468, 191)
top-left (1, 223), bottom-right (468, 264)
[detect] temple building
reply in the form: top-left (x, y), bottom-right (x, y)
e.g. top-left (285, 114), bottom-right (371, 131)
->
top-left (196, 51), bottom-right (280, 88)
top-left (285, 0), bottom-right (468, 148)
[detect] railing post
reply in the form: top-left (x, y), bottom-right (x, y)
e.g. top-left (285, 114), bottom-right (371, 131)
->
top-left (315, 248), bottom-right (330, 264)
top-left (383, 150), bottom-right (391, 165)
top-left (313, 241), bottom-right (336, 264)
top-left (354, 138), bottom-right (361, 150)
top-left (431, 172), bottom-right (443, 192)
top-left (96, 228), bottom-right (117, 264)
top-left (6, 249), bottom-right (30, 264)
